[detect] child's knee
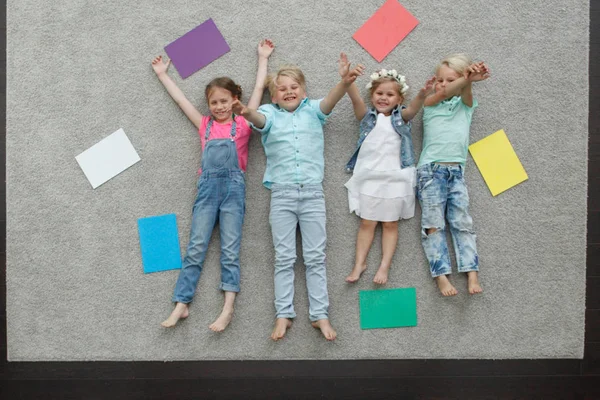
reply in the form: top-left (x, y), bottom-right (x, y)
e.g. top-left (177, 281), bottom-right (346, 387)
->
top-left (275, 254), bottom-right (296, 268)
top-left (448, 214), bottom-right (474, 232)
top-left (303, 244), bottom-right (326, 266)
top-left (425, 227), bottom-right (438, 235)
top-left (382, 221), bottom-right (398, 231)
top-left (360, 219), bottom-right (378, 229)
top-left (421, 224), bottom-right (444, 238)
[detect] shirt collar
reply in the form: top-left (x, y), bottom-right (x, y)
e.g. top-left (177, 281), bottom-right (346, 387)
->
top-left (442, 96), bottom-right (460, 104)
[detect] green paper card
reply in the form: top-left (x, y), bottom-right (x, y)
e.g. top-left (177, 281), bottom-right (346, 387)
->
top-left (359, 288), bottom-right (417, 329)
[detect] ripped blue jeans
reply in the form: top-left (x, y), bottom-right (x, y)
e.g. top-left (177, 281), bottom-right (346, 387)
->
top-left (416, 164), bottom-right (479, 278)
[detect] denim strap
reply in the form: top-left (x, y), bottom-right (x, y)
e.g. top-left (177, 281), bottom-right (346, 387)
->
top-left (205, 116), bottom-right (237, 141)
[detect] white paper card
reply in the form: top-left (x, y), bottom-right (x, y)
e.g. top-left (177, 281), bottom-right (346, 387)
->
top-left (75, 128), bottom-right (141, 189)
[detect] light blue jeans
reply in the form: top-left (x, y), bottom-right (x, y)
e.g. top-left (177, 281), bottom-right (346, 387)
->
top-left (417, 164), bottom-right (479, 278)
top-left (172, 170), bottom-right (245, 303)
top-left (269, 184), bottom-right (329, 322)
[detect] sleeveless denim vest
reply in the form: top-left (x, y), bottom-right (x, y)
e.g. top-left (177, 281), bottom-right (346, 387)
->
top-left (345, 105), bottom-right (416, 172)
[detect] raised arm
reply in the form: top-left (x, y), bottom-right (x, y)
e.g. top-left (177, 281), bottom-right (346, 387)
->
top-left (401, 76), bottom-right (436, 121)
top-left (320, 53), bottom-right (364, 115)
top-left (424, 62), bottom-right (490, 108)
top-left (246, 39), bottom-right (275, 110)
top-left (460, 62), bottom-right (490, 107)
top-left (347, 83), bottom-right (367, 120)
top-left (232, 100), bottom-right (266, 129)
top-left (338, 53), bottom-right (367, 120)
top-left (151, 56), bottom-right (203, 129)
top-left (424, 76), bottom-right (469, 107)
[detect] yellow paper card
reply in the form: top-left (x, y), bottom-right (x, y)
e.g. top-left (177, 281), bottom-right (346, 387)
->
top-left (468, 129), bottom-right (528, 196)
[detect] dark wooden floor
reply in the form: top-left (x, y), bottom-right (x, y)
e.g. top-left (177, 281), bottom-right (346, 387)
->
top-left (1, 4), bottom-right (599, 400)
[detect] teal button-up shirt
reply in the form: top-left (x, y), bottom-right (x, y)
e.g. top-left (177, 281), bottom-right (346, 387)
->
top-left (418, 96), bottom-right (478, 167)
top-left (254, 98), bottom-right (329, 189)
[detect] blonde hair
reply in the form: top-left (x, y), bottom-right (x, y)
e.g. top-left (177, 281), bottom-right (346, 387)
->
top-left (266, 65), bottom-right (306, 97)
top-left (368, 77), bottom-right (404, 99)
top-left (436, 53), bottom-right (472, 76)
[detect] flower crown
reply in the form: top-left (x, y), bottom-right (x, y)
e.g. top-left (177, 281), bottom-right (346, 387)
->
top-left (365, 69), bottom-right (409, 94)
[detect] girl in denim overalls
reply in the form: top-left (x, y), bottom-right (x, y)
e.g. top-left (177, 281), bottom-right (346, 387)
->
top-left (417, 54), bottom-right (490, 297)
top-left (344, 62), bottom-right (436, 285)
top-left (150, 40), bottom-right (274, 331)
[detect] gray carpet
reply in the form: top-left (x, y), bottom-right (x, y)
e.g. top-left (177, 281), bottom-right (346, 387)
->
top-left (6, 0), bottom-right (588, 360)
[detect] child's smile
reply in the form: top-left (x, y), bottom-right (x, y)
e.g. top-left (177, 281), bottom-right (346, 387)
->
top-left (371, 81), bottom-right (403, 116)
top-left (272, 75), bottom-right (306, 112)
top-left (208, 87), bottom-right (235, 122)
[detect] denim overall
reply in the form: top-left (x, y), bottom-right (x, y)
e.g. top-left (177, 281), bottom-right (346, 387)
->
top-left (173, 118), bottom-right (246, 303)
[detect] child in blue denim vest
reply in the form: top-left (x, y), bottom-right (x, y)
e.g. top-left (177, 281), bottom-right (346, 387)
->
top-left (232, 55), bottom-right (363, 341)
top-left (417, 54), bottom-right (490, 296)
top-left (344, 58), bottom-right (435, 285)
top-left (151, 40), bottom-right (274, 331)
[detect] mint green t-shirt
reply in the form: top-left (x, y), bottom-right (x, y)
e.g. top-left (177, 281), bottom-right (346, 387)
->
top-left (417, 96), bottom-right (478, 167)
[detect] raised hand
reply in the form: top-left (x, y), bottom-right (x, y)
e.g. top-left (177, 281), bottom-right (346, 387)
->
top-left (464, 61), bottom-right (491, 82)
top-left (258, 39), bottom-right (275, 59)
top-left (151, 55), bottom-right (171, 75)
top-left (231, 99), bottom-right (248, 116)
top-left (339, 53), bottom-right (365, 84)
top-left (338, 52), bottom-right (351, 79)
top-left (346, 64), bottom-right (365, 84)
top-left (419, 76), bottom-right (437, 97)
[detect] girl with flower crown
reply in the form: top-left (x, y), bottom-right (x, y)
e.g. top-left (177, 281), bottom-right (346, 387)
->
top-left (342, 54), bottom-right (435, 284)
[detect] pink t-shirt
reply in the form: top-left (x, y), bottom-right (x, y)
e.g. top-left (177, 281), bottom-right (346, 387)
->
top-left (198, 115), bottom-right (252, 173)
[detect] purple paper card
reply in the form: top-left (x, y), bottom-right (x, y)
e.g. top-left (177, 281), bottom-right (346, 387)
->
top-left (164, 18), bottom-right (230, 79)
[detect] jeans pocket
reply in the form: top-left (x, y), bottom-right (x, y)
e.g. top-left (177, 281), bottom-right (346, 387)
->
top-left (416, 175), bottom-right (436, 202)
top-left (231, 173), bottom-right (245, 186)
top-left (204, 143), bottom-right (231, 168)
top-left (271, 189), bottom-right (285, 199)
top-left (197, 175), bottom-right (207, 189)
top-left (418, 176), bottom-right (434, 192)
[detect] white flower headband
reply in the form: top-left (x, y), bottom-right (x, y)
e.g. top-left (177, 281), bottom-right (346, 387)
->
top-left (365, 69), bottom-right (409, 94)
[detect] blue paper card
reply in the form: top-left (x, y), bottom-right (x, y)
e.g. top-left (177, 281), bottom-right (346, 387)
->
top-left (137, 214), bottom-right (182, 273)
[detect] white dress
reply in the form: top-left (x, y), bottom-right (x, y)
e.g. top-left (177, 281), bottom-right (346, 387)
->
top-left (344, 113), bottom-right (416, 221)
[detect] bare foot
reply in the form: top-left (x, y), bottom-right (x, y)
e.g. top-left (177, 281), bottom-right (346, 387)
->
top-left (271, 318), bottom-right (292, 341)
top-left (345, 264), bottom-right (367, 283)
top-left (209, 307), bottom-right (234, 332)
top-left (311, 319), bottom-right (337, 341)
top-left (161, 302), bottom-right (189, 327)
top-left (467, 271), bottom-right (483, 295)
top-left (435, 275), bottom-right (458, 296)
top-left (373, 265), bottom-right (390, 285)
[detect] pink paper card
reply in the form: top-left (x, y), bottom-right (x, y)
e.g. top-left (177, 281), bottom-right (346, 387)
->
top-left (353, 0), bottom-right (419, 63)
top-left (164, 19), bottom-right (230, 79)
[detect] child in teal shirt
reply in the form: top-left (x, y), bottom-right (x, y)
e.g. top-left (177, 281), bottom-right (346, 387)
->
top-left (417, 54), bottom-right (490, 297)
top-left (233, 55), bottom-right (363, 341)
